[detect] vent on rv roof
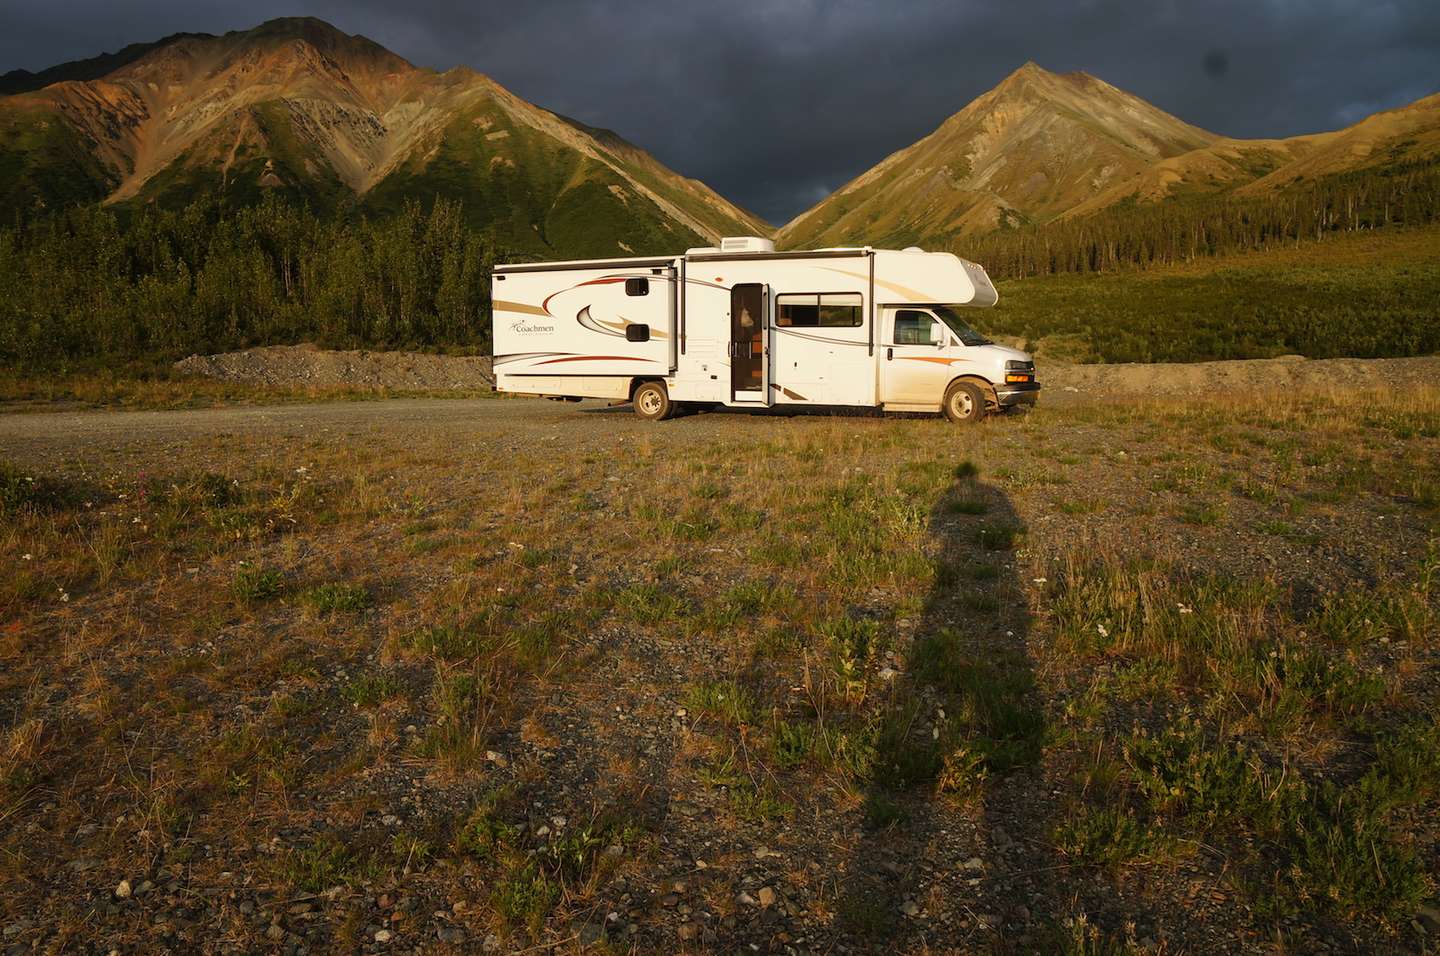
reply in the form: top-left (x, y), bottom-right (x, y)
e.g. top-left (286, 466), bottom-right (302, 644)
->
top-left (719, 236), bottom-right (776, 253)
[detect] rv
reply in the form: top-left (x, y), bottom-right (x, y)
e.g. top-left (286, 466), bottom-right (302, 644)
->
top-left (491, 237), bottom-right (1038, 422)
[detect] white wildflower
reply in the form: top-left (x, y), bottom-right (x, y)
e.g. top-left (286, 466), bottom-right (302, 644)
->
top-left (1177, 604), bottom-right (1193, 614)
top-left (1096, 623), bottom-right (1109, 638)
top-left (22, 553), bottom-right (33, 560)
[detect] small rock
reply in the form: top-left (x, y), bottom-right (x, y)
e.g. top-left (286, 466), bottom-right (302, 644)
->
top-left (381, 815), bottom-right (399, 826)
top-left (757, 887), bottom-right (777, 908)
top-left (136, 880), bottom-right (155, 895)
top-left (484, 751), bottom-right (509, 768)
top-left (482, 934), bottom-right (501, 952)
top-left (962, 857), bottom-right (985, 872)
top-left (737, 891), bottom-right (758, 906)
top-left (374, 928), bottom-right (393, 943)
top-left (115, 880), bottom-right (133, 899)
top-left (265, 924), bottom-right (285, 941)
top-left (901, 900), bottom-right (920, 917)
top-left (677, 923), bottom-right (699, 941)
top-left (660, 894), bottom-right (679, 908)
top-left (672, 881), bottom-right (688, 894)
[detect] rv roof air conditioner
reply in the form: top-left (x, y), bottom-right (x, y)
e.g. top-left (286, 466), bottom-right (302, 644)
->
top-left (718, 236), bottom-right (776, 254)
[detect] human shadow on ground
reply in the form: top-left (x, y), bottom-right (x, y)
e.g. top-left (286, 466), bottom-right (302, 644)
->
top-left (827, 470), bottom-right (1064, 952)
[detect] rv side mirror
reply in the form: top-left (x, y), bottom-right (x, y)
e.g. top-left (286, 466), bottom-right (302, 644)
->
top-left (929, 324), bottom-right (945, 346)
top-left (626, 324), bottom-right (651, 343)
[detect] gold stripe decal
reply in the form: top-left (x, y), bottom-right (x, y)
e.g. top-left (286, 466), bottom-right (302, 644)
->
top-left (494, 300), bottom-right (551, 317)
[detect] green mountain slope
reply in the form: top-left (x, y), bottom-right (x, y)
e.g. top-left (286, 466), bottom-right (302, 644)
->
top-left (0, 17), bottom-right (768, 256)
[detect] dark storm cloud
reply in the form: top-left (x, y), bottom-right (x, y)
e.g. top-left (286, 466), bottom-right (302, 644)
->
top-left (3, 0), bottom-right (1437, 223)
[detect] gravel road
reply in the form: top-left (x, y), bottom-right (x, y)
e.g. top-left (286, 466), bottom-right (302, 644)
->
top-left (5, 348), bottom-right (1437, 464)
top-left (0, 398), bottom-right (575, 464)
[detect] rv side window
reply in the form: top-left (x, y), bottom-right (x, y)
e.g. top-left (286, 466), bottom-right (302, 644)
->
top-left (893, 310), bottom-right (938, 345)
top-left (625, 277), bottom-right (649, 296)
top-left (776, 293), bottom-right (862, 328)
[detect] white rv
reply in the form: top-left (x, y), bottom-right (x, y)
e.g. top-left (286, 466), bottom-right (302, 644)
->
top-left (491, 237), bottom-right (1038, 422)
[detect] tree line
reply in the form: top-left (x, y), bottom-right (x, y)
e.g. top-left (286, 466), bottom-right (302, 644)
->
top-left (2, 159), bottom-right (1437, 369)
top-left (964, 161), bottom-right (1440, 279)
top-left (0, 197), bottom-right (499, 368)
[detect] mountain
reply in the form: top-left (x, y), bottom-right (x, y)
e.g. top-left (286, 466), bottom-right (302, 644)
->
top-left (778, 62), bottom-right (1440, 249)
top-left (0, 17), bottom-right (768, 256)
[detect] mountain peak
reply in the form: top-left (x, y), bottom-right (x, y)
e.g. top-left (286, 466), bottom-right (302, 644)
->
top-left (1009, 60), bottom-right (1049, 78)
top-left (780, 61), bottom-right (1220, 246)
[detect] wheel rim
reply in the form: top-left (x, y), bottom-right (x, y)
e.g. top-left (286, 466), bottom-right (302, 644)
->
top-left (638, 389), bottom-right (662, 416)
top-left (951, 390), bottom-right (973, 418)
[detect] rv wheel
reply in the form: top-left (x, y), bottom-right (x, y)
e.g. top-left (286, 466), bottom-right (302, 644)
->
top-left (633, 381), bottom-right (673, 421)
top-left (943, 381), bottom-right (987, 424)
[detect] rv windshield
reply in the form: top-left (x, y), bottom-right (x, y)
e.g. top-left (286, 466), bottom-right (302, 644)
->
top-left (933, 306), bottom-right (992, 347)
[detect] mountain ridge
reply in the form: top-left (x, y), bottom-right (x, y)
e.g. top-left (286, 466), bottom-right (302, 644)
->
top-left (0, 17), bottom-right (767, 257)
top-left (778, 61), bottom-right (1439, 248)
top-left (4, 27), bottom-right (1436, 255)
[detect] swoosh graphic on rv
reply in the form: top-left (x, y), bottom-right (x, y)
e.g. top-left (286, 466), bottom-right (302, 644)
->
top-left (493, 352), bottom-right (568, 366)
top-left (773, 328), bottom-right (866, 347)
top-left (534, 355), bottom-right (664, 366)
top-left (576, 306), bottom-right (669, 341)
top-left (897, 356), bottom-right (976, 366)
top-left (542, 276), bottom-right (629, 315)
top-left (816, 266), bottom-right (932, 303)
top-left (493, 300), bottom-right (551, 317)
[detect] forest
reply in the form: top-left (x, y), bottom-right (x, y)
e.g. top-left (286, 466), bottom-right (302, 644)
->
top-left (0, 197), bottom-right (496, 368)
top-left (965, 160), bottom-right (1440, 279)
top-left (2, 160), bottom-right (1437, 368)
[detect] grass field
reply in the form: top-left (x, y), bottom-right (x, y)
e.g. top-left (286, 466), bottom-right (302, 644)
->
top-left (1, 390), bottom-right (1438, 953)
top-left (0, 364), bottom-right (494, 412)
top-left (986, 226), bottom-right (1440, 364)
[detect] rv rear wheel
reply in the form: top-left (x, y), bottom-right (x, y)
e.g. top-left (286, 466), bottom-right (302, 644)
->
top-left (633, 381), bottom-right (673, 421)
top-left (943, 381), bottom-right (987, 424)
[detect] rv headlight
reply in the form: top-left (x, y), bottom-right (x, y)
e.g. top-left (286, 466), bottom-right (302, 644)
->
top-left (1004, 359), bottom-right (1034, 384)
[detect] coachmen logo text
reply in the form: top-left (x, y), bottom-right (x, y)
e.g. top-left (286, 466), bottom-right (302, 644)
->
top-left (510, 320), bottom-right (555, 334)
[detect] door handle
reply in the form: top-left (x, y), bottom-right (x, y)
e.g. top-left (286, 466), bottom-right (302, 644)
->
top-left (886, 347), bottom-right (894, 360)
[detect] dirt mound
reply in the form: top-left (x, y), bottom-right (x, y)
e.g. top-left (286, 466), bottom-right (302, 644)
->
top-left (1044, 354), bottom-right (1440, 401)
top-left (176, 343), bottom-right (1439, 402)
top-left (174, 343), bottom-right (494, 390)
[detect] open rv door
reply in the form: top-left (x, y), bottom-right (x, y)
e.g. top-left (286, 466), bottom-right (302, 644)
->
top-left (729, 283), bottom-right (770, 405)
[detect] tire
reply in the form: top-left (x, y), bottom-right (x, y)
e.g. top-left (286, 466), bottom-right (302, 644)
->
top-left (942, 380), bottom-right (988, 424)
top-left (632, 381), bottom-right (673, 421)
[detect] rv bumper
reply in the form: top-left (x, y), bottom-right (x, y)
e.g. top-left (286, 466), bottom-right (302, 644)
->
top-left (995, 382), bottom-right (1041, 408)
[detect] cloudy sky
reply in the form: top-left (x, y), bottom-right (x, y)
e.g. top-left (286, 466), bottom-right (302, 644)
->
top-left (4, 0), bottom-right (1437, 223)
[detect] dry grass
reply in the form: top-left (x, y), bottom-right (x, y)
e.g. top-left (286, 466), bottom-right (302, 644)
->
top-left (0, 365), bottom-right (494, 412)
top-left (0, 385), bottom-right (1436, 952)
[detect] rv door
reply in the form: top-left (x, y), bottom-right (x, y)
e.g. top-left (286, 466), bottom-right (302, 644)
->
top-left (729, 283), bottom-right (770, 404)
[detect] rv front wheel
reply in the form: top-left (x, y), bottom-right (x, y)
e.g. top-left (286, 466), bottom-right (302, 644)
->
top-left (943, 381), bottom-right (987, 424)
top-left (633, 381), bottom-right (673, 421)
